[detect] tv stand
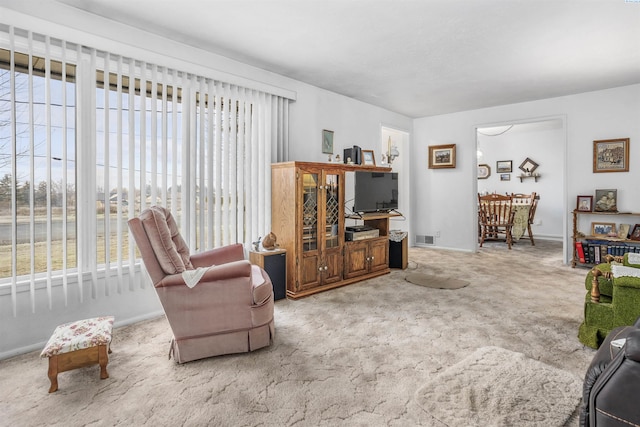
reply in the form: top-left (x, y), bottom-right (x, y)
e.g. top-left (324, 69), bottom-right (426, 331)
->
top-left (271, 161), bottom-right (394, 299)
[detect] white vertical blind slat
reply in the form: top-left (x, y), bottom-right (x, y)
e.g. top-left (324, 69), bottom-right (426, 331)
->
top-left (60, 40), bottom-right (69, 306)
top-left (9, 26), bottom-right (18, 316)
top-left (126, 58), bottom-right (136, 291)
top-left (44, 35), bottom-right (53, 309)
top-left (103, 52), bottom-right (112, 294)
top-left (27, 31), bottom-right (36, 313)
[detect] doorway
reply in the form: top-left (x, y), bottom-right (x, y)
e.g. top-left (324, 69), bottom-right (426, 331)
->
top-left (476, 118), bottom-right (567, 261)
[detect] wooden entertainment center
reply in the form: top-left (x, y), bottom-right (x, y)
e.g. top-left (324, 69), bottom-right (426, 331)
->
top-left (271, 161), bottom-right (400, 299)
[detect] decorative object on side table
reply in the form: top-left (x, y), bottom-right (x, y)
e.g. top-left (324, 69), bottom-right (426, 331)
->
top-left (594, 189), bottom-right (617, 212)
top-left (593, 138), bottom-right (629, 173)
top-left (428, 144), bottom-right (456, 169)
top-left (262, 232), bottom-right (278, 250)
top-left (576, 195), bottom-right (593, 212)
top-left (322, 129), bottom-right (334, 154)
top-left (477, 164), bottom-right (491, 179)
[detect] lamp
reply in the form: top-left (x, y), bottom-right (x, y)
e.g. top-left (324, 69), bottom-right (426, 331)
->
top-left (386, 136), bottom-right (400, 164)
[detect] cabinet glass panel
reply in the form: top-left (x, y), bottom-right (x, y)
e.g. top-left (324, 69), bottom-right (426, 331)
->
top-left (302, 172), bottom-right (318, 252)
top-left (325, 174), bottom-right (340, 249)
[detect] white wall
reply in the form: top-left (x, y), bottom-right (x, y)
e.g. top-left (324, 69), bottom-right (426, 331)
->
top-left (412, 84), bottom-right (640, 262)
top-left (477, 122), bottom-right (564, 239)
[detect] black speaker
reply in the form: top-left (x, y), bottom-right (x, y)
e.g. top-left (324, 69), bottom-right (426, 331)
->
top-left (262, 252), bottom-right (286, 300)
top-left (343, 145), bottom-right (362, 165)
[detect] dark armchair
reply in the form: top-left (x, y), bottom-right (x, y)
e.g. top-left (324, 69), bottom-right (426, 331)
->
top-left (580, 317), bottom-right (640, 427)
top-left (128, 206), bottom-right (274, 363)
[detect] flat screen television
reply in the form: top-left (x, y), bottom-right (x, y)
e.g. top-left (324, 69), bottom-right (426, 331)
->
top-left (353, 171), bottom-right (399, 213)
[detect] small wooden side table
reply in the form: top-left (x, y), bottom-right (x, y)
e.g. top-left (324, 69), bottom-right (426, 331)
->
top-left (250, 249), bottom-right (287, 300)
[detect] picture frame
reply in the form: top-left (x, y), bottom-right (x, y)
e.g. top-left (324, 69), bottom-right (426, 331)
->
top-left (362, 150), bottom-right (376, 166)
top-left (630, 224), bottom-right (640, 241)
top-left (518, 157), bottom-right (539, 174)
top-left (594, 189), bottom-right (617, 212)
top-left (477, 164), bottom-right (491, 179)
top-left (496, 160), bottom-right (512, 173)
top-left (591, 222), bottom-right (616, 237)
top-left (576, 195), bottom-right (593, 212)
top-left (428, 144), bottom-right (456, 169)
top-left (618, 224), bottom-right (631, 240)
top-left (593, 138), bottom-right (629, 173)
top-left (322, 129), bottom-right (334, 154)
top-left (500, 173), bottom-right (510, 181)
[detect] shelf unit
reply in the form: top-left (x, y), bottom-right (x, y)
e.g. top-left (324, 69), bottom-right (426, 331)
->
top-left (271, 161), bottom-right (395, 299)
top-left (571, 210), bottom-right (640, 268)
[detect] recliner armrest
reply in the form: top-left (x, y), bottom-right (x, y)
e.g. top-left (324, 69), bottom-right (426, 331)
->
top-left (190, 243), bottom-right (245, 267)
top-left (155, 260), bottom-right (252, 288)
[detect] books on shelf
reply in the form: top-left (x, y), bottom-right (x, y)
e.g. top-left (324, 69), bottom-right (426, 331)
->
top-left (575, 240), bottom-right (640, 265)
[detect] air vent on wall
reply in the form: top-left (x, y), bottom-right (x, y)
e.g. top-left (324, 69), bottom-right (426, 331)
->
top-left (415, 235), bottom-right (435, 245)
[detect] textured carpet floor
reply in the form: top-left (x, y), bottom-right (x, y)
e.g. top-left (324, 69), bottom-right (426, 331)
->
top-left (405, 273), bottom-right (470, 289)
top-left (415, 346), bottom-right (582, 426)
top-left (0, 240), bottom-right (595, 426)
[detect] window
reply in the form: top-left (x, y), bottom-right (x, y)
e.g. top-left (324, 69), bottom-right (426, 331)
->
top-left (0, 46), bottom-right (77, 281)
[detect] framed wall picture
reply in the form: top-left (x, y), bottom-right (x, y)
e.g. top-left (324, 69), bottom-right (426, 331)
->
top-left (630, 224), bottom-right (640, 241)
top-left (500, 173), bottom-right (510, 181)
top-left (518, 157), bottom-right (539, 174)
top-left (428, 144), bottom-right (456, 169)
top-left (496, 160), bottom-right (512, 173)
top-left (322, 129), bottom-right (334, 154)
top-left (591, 222), bottom-right (616, 237)
top-left (362, 150), bottom-right (376, 166)
top-left (593, 138), bottom-right (629, 173)
top-left (477, 164), bottom-right (491, 179)
top-left (576, 195), bottom-right (593, 212)
top-left (594, 189), bottom-right (617, 212)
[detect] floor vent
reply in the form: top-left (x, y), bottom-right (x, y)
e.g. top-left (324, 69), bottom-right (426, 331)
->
top-left (416, 235), bottom-right (435, 245)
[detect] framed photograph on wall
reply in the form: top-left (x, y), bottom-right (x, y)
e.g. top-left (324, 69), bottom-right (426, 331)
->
top-left (322, 129), bottom-right (334, 154)
top-left (500, 173), bottom-right (510, 181)
top-left (362, 150), bottom-right (376, 166)
top-left (576, 195), bottom-right (593, 212)
top-left (428, 144), bottom-right (456, 169)
top-left (593, 138), bottom-right (629, 173)
top-left (477, 164), bottom-right (491, 179)
top-left (496, 160), bottom-right (512, 173)
top-left (594, 189), bottom-right (617, 212)
top-left (591, 222), bottom-right (616, 237)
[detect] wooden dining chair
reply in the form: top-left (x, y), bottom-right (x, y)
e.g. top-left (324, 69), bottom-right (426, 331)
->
top-left (478, 193), bottom-right (515, 249)
top-left (511, 192), bottom-right (538, 245)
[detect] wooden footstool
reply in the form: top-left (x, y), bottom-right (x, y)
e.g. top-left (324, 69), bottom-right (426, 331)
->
top-left (40, 316), bottom-right (114, 393)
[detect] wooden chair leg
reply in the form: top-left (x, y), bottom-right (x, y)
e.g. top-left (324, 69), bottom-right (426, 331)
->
top-left (98, 345), bottom-right (109, 380)
top-left (528, 224), bottom-right (535, 246)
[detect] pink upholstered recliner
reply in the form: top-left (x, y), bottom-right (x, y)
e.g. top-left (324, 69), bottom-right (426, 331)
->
top-left (128, 206), bottom-right (274, 363)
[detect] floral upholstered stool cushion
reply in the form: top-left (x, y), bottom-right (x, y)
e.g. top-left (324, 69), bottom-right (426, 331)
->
top-left (40, 316), bottom-right (114, 393)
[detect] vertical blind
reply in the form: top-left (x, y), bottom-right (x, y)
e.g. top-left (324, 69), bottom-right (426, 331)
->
top-left (0, 24), bottom-right (291, 315)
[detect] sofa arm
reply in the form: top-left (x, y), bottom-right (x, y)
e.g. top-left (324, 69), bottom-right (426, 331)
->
top-left (190, 243), bottom-right (245, 267)
top-left (155, 260), bottom-right (252, 288)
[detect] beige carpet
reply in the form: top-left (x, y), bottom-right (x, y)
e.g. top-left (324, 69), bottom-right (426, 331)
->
top-left (415, 346), bottom-right (582, 426)
top-left (0, 240), bottom-right (595, 426)
top-left (405, 273), bottom-right (470, 289)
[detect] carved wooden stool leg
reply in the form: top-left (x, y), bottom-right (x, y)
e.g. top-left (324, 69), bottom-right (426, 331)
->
top-left (47, 355), bottom-right (59, 393)
top-left (98, 345), bottom-right (109, 380)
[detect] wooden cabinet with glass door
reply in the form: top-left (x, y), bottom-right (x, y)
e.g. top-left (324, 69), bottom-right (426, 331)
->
top-left (271, 161), bottom-right (393, 299)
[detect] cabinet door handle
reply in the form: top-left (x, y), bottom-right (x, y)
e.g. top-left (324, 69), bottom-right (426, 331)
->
top-left (324, 266), bottom-right (328, 271)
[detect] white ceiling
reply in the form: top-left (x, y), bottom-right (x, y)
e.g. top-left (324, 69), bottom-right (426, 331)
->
top-left (44, 1), bottom-right (640, 117)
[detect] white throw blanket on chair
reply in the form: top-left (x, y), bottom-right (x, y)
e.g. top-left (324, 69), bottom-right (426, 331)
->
top-left (181, 267), bottom-right (211, 288)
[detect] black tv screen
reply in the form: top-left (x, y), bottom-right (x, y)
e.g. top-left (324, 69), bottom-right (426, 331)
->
top-left (353, 171), bottom-right (399, 213)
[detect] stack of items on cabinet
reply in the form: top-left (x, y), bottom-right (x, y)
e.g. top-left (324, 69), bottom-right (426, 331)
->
top-left (578, 252), bottom-right (640, 348)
